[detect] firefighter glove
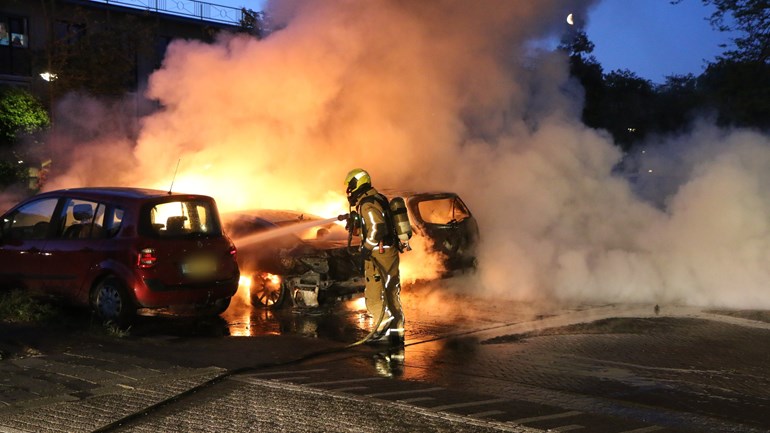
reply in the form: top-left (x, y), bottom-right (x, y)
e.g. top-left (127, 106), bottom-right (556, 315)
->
top-left (360, 246), bottom-right (372, 260)
top-left (345, 211), bottom-right (359, 232)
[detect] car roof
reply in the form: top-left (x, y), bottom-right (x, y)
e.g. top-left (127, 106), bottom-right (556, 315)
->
top-left (34, 187), bottom-right (212, 201)
top-left (380, 188), bottom-right (457, 198)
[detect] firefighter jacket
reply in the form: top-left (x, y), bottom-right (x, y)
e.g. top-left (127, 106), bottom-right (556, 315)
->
top-left (356, 187), bottom-right (395, 253)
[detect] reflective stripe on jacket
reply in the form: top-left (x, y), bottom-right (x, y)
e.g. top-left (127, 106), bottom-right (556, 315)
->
top-left (357, 188), bottom-right (390, 251)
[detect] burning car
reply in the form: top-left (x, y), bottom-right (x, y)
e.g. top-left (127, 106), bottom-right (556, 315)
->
top-left (223, 191), bottom-right (479, 309)
top-left (223, 210), bottom-right (363, 309)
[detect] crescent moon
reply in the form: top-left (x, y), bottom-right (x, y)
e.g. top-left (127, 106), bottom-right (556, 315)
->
top-left (567, 13), bottom-right (574, 25)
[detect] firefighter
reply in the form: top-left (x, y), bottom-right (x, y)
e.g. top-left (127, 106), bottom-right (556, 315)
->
top-left (344, 168), bottom-right (404, 345)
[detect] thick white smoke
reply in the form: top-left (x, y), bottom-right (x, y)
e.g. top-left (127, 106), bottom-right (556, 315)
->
top-left (41, 0), bottom-right (770, 309)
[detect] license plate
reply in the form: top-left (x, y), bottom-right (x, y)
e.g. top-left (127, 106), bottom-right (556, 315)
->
top-left (182, 257), bottom-right (217, 276)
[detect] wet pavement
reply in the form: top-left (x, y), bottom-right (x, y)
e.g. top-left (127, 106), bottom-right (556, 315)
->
top-left (1, 281), bottom-right (770, 432)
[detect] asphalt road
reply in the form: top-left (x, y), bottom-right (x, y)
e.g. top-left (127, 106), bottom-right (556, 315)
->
top-left (1, 280), bottom-right (770, 432)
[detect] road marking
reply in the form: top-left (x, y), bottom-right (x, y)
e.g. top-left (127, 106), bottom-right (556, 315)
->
top-left (398, 396), bottom-right (436, 404)
top-left (305, 377), bottom-right (385, 386)
top-left (327, 386), bottom-right (369, 393)
top-left (430, 398), bottom-right (508, 411)
top-left (243, 368), bottom-right (327, 377)
top-left (366, 387), bottom-right (444, 398)
top-left (273, 376), bottom-right (310, 382)
top-left (550, 425), bottom-right (584, 432)
top-left (509, 410), bottom-right (582, 425)
top-left (619, 427), bottom-right (665, 433)
top-left (469, 410), bottom-right (506, 418)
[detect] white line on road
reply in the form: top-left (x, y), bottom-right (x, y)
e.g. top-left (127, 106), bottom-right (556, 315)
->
top-left (619, 426), bottom-right (665, 433)
top-left (240, 368), bottom-right (327, 377)
top-left (273, 376), bottom-right (310, 382)
top-left (550, 425), bottom-right (584, 432)
top-left (305, 377), bottom-right (386, 386)
top-left (398, 396), bottom-right (436, 404)
top-left (366, 387), bottom-right (444, 398)
top-left (508, 410), bottom-right (582, 425)
top-left (430, 398), bottom-right (508, 412)
top-left (327, 386), bottom-right (369, 393)
top-left (468, 410), bottom-right (506, 418)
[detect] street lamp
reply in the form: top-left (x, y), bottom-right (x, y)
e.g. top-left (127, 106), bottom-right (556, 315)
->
top-left (39, 71), bottom-right (58, 81)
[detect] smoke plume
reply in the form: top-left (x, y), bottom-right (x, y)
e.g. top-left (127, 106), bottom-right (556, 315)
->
top-left (41, 0), bottom-right (770, 309)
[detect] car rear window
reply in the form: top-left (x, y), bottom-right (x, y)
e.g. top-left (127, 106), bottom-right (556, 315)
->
top-left (143, 199), bottom-right (221, 237)
top-left (416, 196), bottom-right (471, 225)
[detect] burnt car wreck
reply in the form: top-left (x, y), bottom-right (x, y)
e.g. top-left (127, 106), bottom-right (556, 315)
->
top-left (223, 191), bottom-right (479, 309)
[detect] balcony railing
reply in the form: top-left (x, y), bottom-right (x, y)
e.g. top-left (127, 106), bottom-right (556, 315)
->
top-left (87, 0), bottom-right (244, 25)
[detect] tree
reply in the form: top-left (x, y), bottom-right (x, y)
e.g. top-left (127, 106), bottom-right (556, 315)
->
top-left (674, 0), bottom-right (770, 129)
top-left (694, 0), bottom-right (770, 64)
top-left (0, 87), bottom-right (50, 148)
top-left (651, 74), bottom-right (703, 134)
top-left (0, 86), bottom-right (50, 189)
top-left (558, 30), bottom-right (605, 131)
top-left (600, 70), bottom-right (657, 150)
top-left (238, 8), bottom-right (273, 39)
top-left (698, 59), bottom-right (770, 128)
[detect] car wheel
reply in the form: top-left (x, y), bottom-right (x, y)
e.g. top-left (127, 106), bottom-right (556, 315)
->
top-left (250, 273), bottom-right (286, 309)
top-left (212, 297), bottom-right (231, 315)
top-left (92, 276), bottom-right (134, 327)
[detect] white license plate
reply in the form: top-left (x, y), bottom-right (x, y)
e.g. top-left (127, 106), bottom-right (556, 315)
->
top-left (182, 257), bottom-right (217, 276)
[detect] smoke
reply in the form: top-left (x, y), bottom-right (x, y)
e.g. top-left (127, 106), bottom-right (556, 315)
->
top-left (41, 0), bottom-right (770, 309)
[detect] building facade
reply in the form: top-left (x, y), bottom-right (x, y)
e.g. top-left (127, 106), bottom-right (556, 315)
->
top-left (0, 0), bottom-right (242, 96)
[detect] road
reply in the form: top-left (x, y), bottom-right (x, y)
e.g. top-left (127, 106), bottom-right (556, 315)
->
top-left (2, 278), bottom-right (770, 432)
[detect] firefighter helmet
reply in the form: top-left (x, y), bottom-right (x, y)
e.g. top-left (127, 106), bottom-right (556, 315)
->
top-left (344, 168), bottom-right (372, 206)
top-left (344, 168), bottom-right (371, 196)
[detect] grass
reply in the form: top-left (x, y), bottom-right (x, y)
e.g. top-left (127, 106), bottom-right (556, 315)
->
top-left (0, 289), bottom-right (59, 324)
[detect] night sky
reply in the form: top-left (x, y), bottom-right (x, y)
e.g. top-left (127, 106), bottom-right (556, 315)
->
top-left (584, 0), bottom-right (736, 83)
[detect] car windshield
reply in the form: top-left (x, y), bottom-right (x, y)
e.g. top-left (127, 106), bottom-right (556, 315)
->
top-left (145, 199), bottom-right (220, 237)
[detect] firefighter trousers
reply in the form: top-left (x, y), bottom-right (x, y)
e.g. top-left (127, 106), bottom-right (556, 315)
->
top-left (364, 247), bottom-right (403, 336)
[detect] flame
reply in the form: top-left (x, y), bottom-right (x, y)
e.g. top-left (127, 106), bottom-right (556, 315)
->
top-left (237, 274), bottom-right (253, 306)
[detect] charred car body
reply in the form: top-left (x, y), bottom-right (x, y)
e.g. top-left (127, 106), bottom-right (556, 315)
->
top-left (223, 191), bottom-right (479, 309)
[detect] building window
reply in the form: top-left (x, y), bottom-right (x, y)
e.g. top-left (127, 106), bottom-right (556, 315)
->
top-left (55, 20), bottom-right (86, 45)
top-left (0, 15), bottom-right (30, 76)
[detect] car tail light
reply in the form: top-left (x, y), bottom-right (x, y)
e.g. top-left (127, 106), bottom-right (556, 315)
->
top-left (137, 248), bottom-right (157, 268)
top-left (228, 243), bottom-right (237, 259)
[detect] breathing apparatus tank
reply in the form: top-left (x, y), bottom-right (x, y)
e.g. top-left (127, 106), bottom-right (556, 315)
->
top-left (389, 197), bottom-right (412, 250)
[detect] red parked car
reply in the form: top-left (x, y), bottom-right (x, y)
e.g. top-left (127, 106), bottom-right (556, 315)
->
top-left (0, 187), bottom-right (240, 325)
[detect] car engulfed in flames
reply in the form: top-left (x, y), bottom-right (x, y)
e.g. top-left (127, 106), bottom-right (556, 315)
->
top-left (223, 191), bottom-right (479, 309)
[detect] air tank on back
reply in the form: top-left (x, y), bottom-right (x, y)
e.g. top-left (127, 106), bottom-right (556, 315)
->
top-left (389, 197), bottom-right (412, 249)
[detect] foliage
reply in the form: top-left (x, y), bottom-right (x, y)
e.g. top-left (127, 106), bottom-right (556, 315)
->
top-left (558, 30), bottom-right (605, 131)
top-left (238, 8), bottom-right (273, 39)
top-left (0, 289), bottom-right (58, 323)
top-left (600, 70), bottom-right (656, 150)
top-left (698, 59), bottom-right (770, 128)
top-left (699, 0), bottom-right (770, 64)
top-left (0, 87), bottom-right (50, 147)
top-left (563, 2), bottom-right (770, 149)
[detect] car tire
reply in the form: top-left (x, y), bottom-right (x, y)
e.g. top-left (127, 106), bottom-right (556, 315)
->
top-left (250, 273), bottom-right (286, 309)
top-left (212, 296), bottom-right (231, 315)
top-left (92, 276), bottom-right (135, 327)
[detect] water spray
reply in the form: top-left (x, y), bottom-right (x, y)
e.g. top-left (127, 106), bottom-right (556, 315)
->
top-left (232, 215), bottom-right (343, 249)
